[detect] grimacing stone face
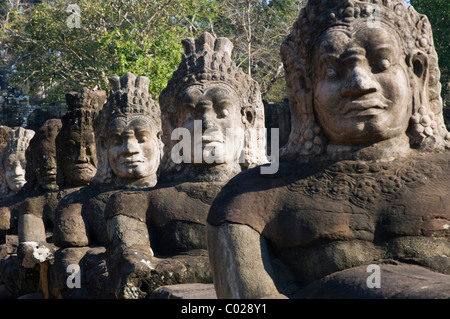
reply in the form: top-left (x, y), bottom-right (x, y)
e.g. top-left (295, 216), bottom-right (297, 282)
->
top-left (313, 25), bottom-right (412, 144)
top-left (33, 126), bottom-right (59, 187)
top-left (107, 117), bottom-right (160, 179)
top-left (177, 83), bottom-right (245, 164)
top-left (62, 130), bottom-right (97, 185)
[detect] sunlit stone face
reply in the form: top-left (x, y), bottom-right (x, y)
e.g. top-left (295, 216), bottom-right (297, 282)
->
top-left (61, 130), bottom-right (97, 185)
top-left (4, 152), bottom-right (26, 192)
top-left (107, 117), bottom-right (159, 179)
top-left (177, 84), bottom-right (245, 164)
top-left (313, 26), bottom-right (412, 144)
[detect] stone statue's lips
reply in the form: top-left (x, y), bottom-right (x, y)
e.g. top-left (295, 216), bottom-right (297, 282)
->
top-left (39, 170), bottom-right (57, 181)
top-left (73, 164), bottom-right (94, 171)
top-left (342, 98), bottom-right (390, 115)
top-left (120, 158), bottom-right (145, 167)
top-left (10, 176), bottom-right (25, 183)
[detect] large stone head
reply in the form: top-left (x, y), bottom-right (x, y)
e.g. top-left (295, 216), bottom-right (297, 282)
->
top-left (56, 87), bottom-right (106, 186)
top-left (1, 127), bottom-right (35, 194)
top-left (281, 0), bottom-right (449, 161)
top-left (25, 119), bottom-right (62, 191)
top-left (159, 32), bottom-right (267, 179)
top-left (92, 72), bottom-right (162, 188)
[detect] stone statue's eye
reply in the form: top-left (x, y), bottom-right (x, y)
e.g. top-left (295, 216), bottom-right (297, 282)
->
top-left (137, 135), bottom-right (148, 143)
top-left (379, 58), bottom-right (391, 70)
top-left (218, 109), bottom-right (230, 119)
top-left (111, 135), bottom-right (121, 146)
top-left (326, 67), bottom-right (337, 79)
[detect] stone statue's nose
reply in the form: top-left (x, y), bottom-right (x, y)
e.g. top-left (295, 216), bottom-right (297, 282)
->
top-left (122, 137), bottom-right (140, 155)
top-left (340, 66), bottom-right (377, 97)
top-left (76, 147), bottom-right (88, 163)
top-left (201, 112), bottom-right (216, 131)
top-left (13, 163), bottom-right (24, 176)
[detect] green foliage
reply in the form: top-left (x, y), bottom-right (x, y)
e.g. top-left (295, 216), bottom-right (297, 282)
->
top-left (2, 0), bottom-right (220, 103)
top-left (1, 0), bottom-right (302, 103)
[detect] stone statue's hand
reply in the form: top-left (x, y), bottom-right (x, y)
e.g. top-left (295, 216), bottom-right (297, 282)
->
top-left (107, 246), bottom-right (154, 299)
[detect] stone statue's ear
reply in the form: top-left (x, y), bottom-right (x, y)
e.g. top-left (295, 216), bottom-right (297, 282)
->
top-left (407, 50), bottom-right (428, 86)
top-left (241, 106), bottom-right (255, 125)
top-left (406, 50), bottom-right (429, 116)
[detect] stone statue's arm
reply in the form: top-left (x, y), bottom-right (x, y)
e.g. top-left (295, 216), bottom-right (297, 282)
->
top-left (0, 205), bottom-right (12, 231)
top-left (206, 222), bottom-right (288, 299)
top-left (18, 212), bottom-right (46, 243)
top-left (106, 214), bottom-right (152, 257)
top-left (105, 214), bottom-right (153, 298)
top-left (53, 202), bottom-right (88, 247)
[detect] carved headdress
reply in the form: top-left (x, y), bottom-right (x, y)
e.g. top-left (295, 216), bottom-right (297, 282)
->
top-left (159, 32), bottom-right (267, 173)
top-left (93, 72), bottom-right (162, 184)
top-left (281, 0), bottom-right (449, 161)
top-left (5, 127), bottom-right (35, 155)
top-left (61, 87), bottom-right (106, 133)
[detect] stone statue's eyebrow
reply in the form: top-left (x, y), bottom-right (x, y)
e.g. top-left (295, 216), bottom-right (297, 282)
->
top-left (215, 97), bottom-right (234, 105)
top-left (368, 44), bottom-right (395, 56)
top-left (340, 47), bottom-right (366, 61)
top-left (133, 126), bottom-right (151, 134)
top-left (319, 53), bottom-right (339, 64)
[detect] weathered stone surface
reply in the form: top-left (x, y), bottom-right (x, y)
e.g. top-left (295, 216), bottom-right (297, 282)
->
top-left (206, 0), bottom-right (450, 299)
top-left (296, 263), bottom-right (450, 299)
top-left (104, 34), bottom-right (267, 299)
top-left (0, 88), bottom-right (105, 298)
top-left (52, 74), bottom-right (161, 299)
top-left (150, 283), bottom-right (217, 299)
top-left (159, 32), bottom-right (267, 183)
top-left (56, 88), bottom-right (105, 187)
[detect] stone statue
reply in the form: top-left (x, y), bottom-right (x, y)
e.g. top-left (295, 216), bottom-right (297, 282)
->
top-left (51, 73), bottom-right (160, 298)
top-left (0, 119), bottom-right (62, 298)
top-left (0, 119), bottom-right (62, 241)
top-left (1, 127), bottom-right (35, 197)
top-left (18, 89), bottom-right (105, 264)
top-left (25, 119), bottom-right (63, 192)
top-left (103, 32), bottom-right (267, 299)
top-left (56, 88), bottom-right (106, 187)
top-left (206, 0), bottom-right (450, 299)
top-left (159, 32), bottom-right (267, 182)
top-left (0, 88), bottom-right (105, 298)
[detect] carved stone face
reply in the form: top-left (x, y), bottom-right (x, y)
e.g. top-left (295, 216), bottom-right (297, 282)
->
top-left (61, 130), bottom-right (97, 185)
top-left (177, 84), bottom-right (245, 164)
top-left (32, 122), bottom-right (60, 189)
top-left (313, 26), bottom-right (411, 144)
top-left (107, 117), bottom-right (159, 180)
top-left (4, 152), bottom-right (26, 192)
